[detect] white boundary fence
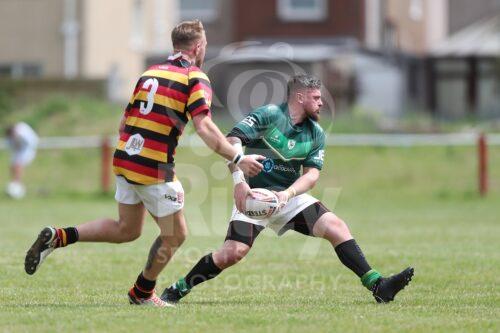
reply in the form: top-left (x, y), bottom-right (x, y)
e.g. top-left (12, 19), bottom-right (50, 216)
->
top-left (1, 133), bottom-right (500, 150)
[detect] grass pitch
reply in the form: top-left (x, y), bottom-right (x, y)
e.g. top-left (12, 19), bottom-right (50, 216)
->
top-left (0, 146), bottom-right (499, 332)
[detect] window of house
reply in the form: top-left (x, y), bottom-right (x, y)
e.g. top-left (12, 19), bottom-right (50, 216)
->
top-left (277, 0), bottom-right (328, 22)
top-left (409, 0), bottom-right (423, 21)
top-left (180, 0), bottom-right (219, 22)
top-left (0, 65), bottom-right (11, 78)
top-left (383, 19), bottom-right (398, 51)
top-left (0, 63), bottom-right (42, 78)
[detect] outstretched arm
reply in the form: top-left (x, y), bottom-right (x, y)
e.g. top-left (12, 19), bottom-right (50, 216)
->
top-left (226, 136), bottom-right (254, 212)
top-left (192, 113), bottom-right (264, 177)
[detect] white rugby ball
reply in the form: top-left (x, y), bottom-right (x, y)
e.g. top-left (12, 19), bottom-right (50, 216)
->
top-left (243, 188), bottom-right (279, 220)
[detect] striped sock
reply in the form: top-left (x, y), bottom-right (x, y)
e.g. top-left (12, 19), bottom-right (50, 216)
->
top-left (54, 227), bottom-right (79, 248)
top-left (133, 273), bottom-right (156, 299)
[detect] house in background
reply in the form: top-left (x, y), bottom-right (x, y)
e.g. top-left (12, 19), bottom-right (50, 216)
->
top-left (175, 0), bottom-right (434, 117)
top-left (357, 0), bottom-right (500, 119)
top-left (1, 0), bottom-right (498, 118)
top-left (449, 0), bottom-right (500, 33)
top-left (177, 0), bottom-right (372, 116)
top-left (0, 0), bottom-right (178, 101)
top-left (178, 0), bottom-right (365, 49)
top-left (430, 14), bottom-right (500, 118)
top-left (427, 0), bottom-right (500, 118)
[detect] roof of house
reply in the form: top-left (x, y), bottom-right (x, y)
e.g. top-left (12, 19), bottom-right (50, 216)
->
top-left (206, 38), bottom-right (359, 63)
top-left (432, 14), bottom-right (500, 57)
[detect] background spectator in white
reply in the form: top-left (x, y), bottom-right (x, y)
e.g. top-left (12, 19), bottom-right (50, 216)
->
top-left (5, 122), bottom-right (39, 199)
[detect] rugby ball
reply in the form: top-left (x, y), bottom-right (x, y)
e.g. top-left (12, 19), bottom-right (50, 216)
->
top-left (243, 188), bottom-right (279, 220)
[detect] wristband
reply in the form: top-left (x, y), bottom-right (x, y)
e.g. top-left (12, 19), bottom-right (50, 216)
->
top-left (232, 153), bottom-right (242, 165)
top-left (227, 142), bottom-right (244, 165)
top-left (232, 170), bottom-right (245, 185)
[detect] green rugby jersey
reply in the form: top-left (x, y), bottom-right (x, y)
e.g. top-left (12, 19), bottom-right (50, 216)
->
top-left (228, 103), bottom-right (325, 191)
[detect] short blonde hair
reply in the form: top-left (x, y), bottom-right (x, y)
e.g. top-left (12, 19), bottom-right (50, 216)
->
top-left (171, 20), bottom-right (205, 49)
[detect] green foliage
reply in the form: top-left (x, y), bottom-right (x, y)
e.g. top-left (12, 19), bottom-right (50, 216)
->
top-left (0, 83), bottom-right (14, 121)
top-left (25, 95), bottom-right (71, 129)
top-left (5, 95), bottom-right (123, 136)
top-left (326, 106), bottom-right (381, 133)
top-left (3, 93), bottom-right (500, 136)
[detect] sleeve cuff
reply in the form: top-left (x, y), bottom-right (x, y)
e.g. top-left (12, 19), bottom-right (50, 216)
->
top-left (189, 106), bottom-right (211, 118)
top-left (302, 163), bottom-right (322, 170)
top-left (227, 128), bottom-right (251, 145)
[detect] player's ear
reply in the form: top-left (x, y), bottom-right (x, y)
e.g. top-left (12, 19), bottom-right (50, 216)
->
top-left (193, 40), bottom-right (202, 56)
top-left (296, 92), bottom-right (304, 104)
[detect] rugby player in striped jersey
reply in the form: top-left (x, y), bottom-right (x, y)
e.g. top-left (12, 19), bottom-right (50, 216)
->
top-left (24, 20), bottom-right (264, 307)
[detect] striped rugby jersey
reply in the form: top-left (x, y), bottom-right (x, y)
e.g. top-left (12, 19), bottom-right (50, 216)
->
top-left (113, 53), bottom-right (212, 185)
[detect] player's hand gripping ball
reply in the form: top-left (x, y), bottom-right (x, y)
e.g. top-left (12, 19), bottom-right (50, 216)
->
top-left (243, 188), bottom-right (279, 220)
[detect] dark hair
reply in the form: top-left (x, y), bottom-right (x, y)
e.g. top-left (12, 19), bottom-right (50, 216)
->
top-left (287, 75), bottom-right (322, 98)
top-left (171, 19), bottom-right (205, 49)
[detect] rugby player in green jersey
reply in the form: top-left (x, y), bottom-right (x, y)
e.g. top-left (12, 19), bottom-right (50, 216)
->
top-left (162, 75), bottom-right (414, 304)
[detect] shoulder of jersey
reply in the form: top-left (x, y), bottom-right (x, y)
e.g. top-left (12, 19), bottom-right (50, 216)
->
top-left (309, 118), bottom-right (325, 138)
top-left (143, 63), bottom-right (189, 75)
top-left (187, 66), bottom-right (210, 82)
top-left (260, 104), bottom-right (283, 116)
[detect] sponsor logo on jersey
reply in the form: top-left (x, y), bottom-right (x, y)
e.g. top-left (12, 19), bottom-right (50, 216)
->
top-left (262, 158), bottom-right (275, 173)
top-left (124, 134), bottom-right (145, 156)
top-left (262, 158), bottom-right (297, 174)
top-left (273, 164), bottom-right (297, 174)
top-left (268, 133), bottom-right (281, 144)
top-left (202, 88), bottom-right (213, 107)
top-left (287, 139), bottom-right (296, 150)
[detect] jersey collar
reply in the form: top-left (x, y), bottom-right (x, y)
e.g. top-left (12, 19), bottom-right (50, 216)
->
top-left (167, 52), bottom-right (192, 68)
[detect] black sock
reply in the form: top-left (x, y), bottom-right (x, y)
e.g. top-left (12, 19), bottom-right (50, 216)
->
top-left (133, 272), bottom-right (156, 298)
top-left (64, 227), bottom-right (79, 245)
top-left (55, 227), bottom-right (79, 247)
top-left (334, 239), bottom-right (373, 278)
top-left (184, 253), bottom-right (222, 289)
top-left (335, 239), bottom-right (382, 290)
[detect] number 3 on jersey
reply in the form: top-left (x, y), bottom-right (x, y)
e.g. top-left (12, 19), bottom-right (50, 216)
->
top-left (140, 78), bottom-right (159, 115)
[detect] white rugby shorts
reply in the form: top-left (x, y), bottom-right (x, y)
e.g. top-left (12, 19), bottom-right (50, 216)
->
top-left (12, 148), bottom-right (37, 166)
top-left (114, 176), bottom-right (184, 217)
top-left (230, 193), bottom-right (319, 234)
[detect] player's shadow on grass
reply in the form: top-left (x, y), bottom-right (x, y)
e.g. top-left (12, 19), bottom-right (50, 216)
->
top-left (7, 303), bottom-right (128, 308)
top-left (185, 298), bottom-right (369, 306)
top-left (185, 300), bottom-right (247, 306)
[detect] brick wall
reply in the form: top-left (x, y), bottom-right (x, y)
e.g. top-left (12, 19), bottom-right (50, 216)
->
top-left (234, 0), bottom-right (365, 41)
